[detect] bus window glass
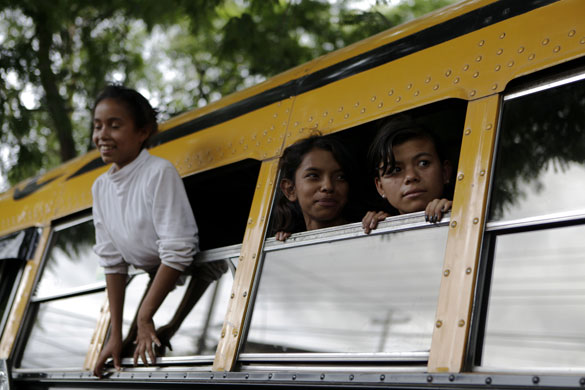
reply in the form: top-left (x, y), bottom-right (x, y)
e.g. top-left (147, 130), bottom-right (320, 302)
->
top-left (34, 219), bottom-right (103, 298)
top-left (19, 291), bottom-right (105, 368)
top-left (482, 226), bottom-right (585, 368)
top-left (480, 70), bottom-right (585, 370)
top-left (488, 76), bottom-right (585, 222)
top-left (243, 215), bottom-right (447, 356)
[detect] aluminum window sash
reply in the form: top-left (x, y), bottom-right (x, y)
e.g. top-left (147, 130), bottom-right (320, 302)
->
top-left (504, 67), bottom-right (585, 101)
top-left (238, 352), bottom-right (429, 363)
top-left (264, 212), bottom-right (450, 252)
top-left (30, 282), bottom-right (107, 303)
top-left (485, 210), bottom-right (585, 233)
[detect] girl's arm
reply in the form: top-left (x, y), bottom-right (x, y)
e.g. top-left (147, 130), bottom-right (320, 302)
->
top-left (93, 273), bottom-right (126, 378)
top-left (133, 264), bottom-right (182, 366)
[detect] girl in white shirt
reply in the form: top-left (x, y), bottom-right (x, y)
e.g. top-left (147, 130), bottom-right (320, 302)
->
top-left (91, 85), bottom-right (209, 376)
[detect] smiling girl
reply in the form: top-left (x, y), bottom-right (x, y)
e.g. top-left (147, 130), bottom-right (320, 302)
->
top-left (362, 118), bottom-right (453, 233)
top-left (91, 85), bottom-right (201, 376)
top-left (272, 135), bottom-right (356, 241)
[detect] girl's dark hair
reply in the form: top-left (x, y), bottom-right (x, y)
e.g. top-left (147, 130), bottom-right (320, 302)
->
top-left (92, 84), bottom-right (158, 148)
top-left (271, 134), bottom-right (356, 235)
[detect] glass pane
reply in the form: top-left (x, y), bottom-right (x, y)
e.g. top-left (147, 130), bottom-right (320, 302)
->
top-left (0, 260), bottom-right (23, 338)
top-left (19, 291), bottom-right (105, 368)
top-left (35, 220), bottom-right (104, 297)
top-left (244, 225), bottom-right (447, 354)
top-left (489, 77), bottom-right (585, 222)
top-left (482, 225), bottom-right (585, 369)
top-left (122, 260), bottom-right (232, 357)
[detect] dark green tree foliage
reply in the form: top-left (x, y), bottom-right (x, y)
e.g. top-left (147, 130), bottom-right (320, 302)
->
top-left (0, 0), bottom-right (456, 188)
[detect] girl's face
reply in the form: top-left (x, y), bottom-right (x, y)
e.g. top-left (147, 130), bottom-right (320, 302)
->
top-left (375, 137), bottom-right (451, 214)
top-left (92, 98), bottom-right (149, 172)
top-left (281, 148), bottom-right (349, 231)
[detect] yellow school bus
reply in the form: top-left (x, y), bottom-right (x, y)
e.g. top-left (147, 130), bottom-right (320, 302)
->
top-left (1, 0), bottom-right (585, 388)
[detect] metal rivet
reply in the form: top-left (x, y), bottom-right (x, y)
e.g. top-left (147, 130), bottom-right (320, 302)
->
top-left (542, 38), bottom-right (550, 46)
top-left (414, 90), bottom-right (420, 96)
top-left (427, 375), bottom-right (433, 383)
top-left (436, 320), bottom-right (443, 328)
top-left (380, 375), bottom-right (386, 381)
top-left (210, 374), bottom-right (214, 379)
top-left (273, 113), bottom-right (277, 118)
top-left (451, 221), bottom-right (457, 228)
top-left (344, 113), bottom-right (349, 119)
top-left (453, 77), bottom-right (460, 84)
top-left (328, 118), bottom-right (333, 124)
top-left (473, 218), bottom-right (479, 224)
top-left (407, 83), bottom-right (413, 89)
top-left (581, 38), bottom-right (585, 45)
top-left (349, 374), bottom-right (354, 381)
top-left (568, 30), bottom-right (576, 37)
top-left (243, 291), bottom-right (247, 297)
top-left (294, 121), bottom-right (299, 126)
top-left (553, 45), bottom-right (561, 53)
top-left (425, 77), bottom-right (431, 83)
top-left (445, 69), bottom-right (452, 77)
top-left (443, 269), bottom-right (450, 277)
top-left (388, 89), bottom-right (394, 96)
top-left (223, 373), bottom-right (227, 378)
top-left (466, 267), bottom-right (472, 274)
top-left (508, 60), bottom-right (514, 67)
top-left (476, 55), bottom-right (482, 62)
top-left (449, 374), bottom-right (455, 382)
top-left (533, 376), bottom-right (540, 384)
top-left (464, 129), bottom-right (471, 135)
top-left (480, 169), bottom-right (486, 176)
top-left (495, 65), bottom-right (501, 71)
top-left (245, 374), bottom-right (249, 379)
top-left (486, 124), bottom-right (493, 130)
top-left (478, 40), bottom-right (485, 47)
top-left (360, 108), bottom-right (366, 113)
top-left (230, 293), bottom-right (235, 299)
top-left (470, 90), bottom-right (477, 97)
top-left (354, 101), bottom-right (360, 107)
top-left (433, 84), bottom-right (439, 90)
top-left (497, 48), bottom-right (503, 55)
top-left (338, 106), bottom-right (343, 112)
top-left (458, 319), bottom-right (465, 327)
top-left (463, 64), bottom-right (470, 71)
top-left (486, 377), bottom-right (492, 385)
top-left (248, 218), bottom-right (253, 224)
top-left (396, 96), bottom-right (401, 102)
top-left (529, 53), bottom-right (536, 60)
top-left (473, 72), bottom-right (479, 78)
top-left (252, 253), bottom-right (256, 259)
top-left (308, 116), bottom-right (313, 122)
top-left (378, 102), bottom-right (383, 108)
top-left (268, 373), bottom-right (273, 379)
top-left (492, 83), bottom-right (498, 90)
top-left (320, 374), bottom-right (325, 380)
top-left (322, 111), bottom-right (328, 117)
top-left (233, 329), bottom-right (238, 337)
top-left (292, 375), bottom-right (297, 380)
top-left (370, 96), bottom-right (376, 101)
top-left (579, 377), bottom-right (585, 385)
top-left (458, 173), bottom-right (464, 181)
top-left (499, 32), bottom-right (506, 39)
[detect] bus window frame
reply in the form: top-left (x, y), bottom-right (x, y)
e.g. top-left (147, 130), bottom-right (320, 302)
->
top-left (238, 212), bottom-right (450, 366)
top-left (468, 66), bottom-right (585, 372)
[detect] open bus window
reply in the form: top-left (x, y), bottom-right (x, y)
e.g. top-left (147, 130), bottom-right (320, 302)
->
top-left (0, 228), bottom-right (38, 340)
top-left (17, 218), bottom-right (105, 369)
top-left (477, 67), bottom-right (585, 370)
top-left (243, 100), bottom-right (465, 361)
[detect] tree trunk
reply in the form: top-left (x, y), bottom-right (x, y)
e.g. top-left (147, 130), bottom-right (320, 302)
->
top-left (35, 11), bottom-right (77, 163)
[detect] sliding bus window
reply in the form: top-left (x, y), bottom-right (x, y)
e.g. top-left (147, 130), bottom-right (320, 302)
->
top-left (0, 228), bottom-right (38, 340)
top-left (18, 217), bottom-right (104, 369)
top-left (476, 66), bottom-right (585, 370)
top-left (242, 214), bottom-right (448, 362)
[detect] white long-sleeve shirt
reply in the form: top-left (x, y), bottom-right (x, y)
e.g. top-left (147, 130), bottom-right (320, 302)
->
top-left (92, 149), bottom-right (198, 274)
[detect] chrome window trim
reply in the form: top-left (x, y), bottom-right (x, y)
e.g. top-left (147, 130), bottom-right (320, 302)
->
top-left (503, 67), bottom-right (585, 101)
top-left (30, 282), bottom-right (107, 303)
top-left (120, 355), bottom-right (216, 366)
top-left (485, 210), bottom-right (585, 232)
top-left (264, 212), bottom-right (450, 252)
top-left (238, 352), bottom-right (429, 363)
top-left (52, 214), bottom-right (93, 232)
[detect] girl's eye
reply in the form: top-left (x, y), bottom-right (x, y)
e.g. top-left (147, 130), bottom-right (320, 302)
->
top-left (386, 166), bottom-right (401, 175)
top-left (418, 160), bottom-right (430, 167)
top-left (336, 173), bottom-right (347, 181)
top-left (305, 173), bottom-right (318, 179)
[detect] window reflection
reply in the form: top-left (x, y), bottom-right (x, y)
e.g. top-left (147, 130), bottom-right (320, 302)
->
top-left (482, 225), bottom-right (585, 368)
top-left (35, 220), bottom-right (103, 298)
top-left (19, 292), bottom-right (106, 368)
top-left (244, 222), bottom-right (447, 355)
top-left (489, 77), bottom-right (585, 221)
